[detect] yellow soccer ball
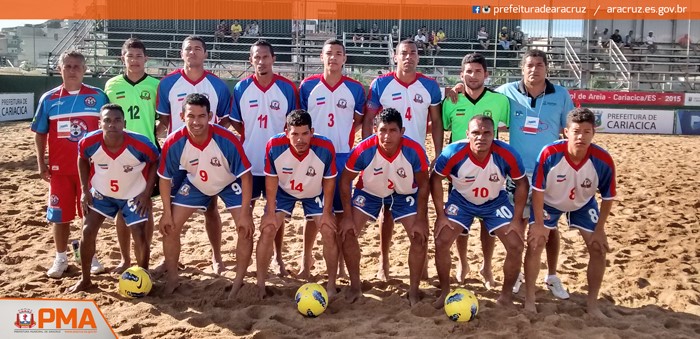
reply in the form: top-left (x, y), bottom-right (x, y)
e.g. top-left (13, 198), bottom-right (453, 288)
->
top-left (444, 288), bottom-right (479, 322)
top-left (118, 266), bottom-right (152, 299)
top-left (295, 283), bottom-right (328, 317)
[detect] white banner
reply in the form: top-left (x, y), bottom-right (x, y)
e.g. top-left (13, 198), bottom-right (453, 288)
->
top-left (591, 108), bottom-right (675, 134)
top-left (0, 93), bottom-right (34, 122)
top-left (0, 298), bottom-right (116, 338)
top-left (684, 93), bottom-right (700, 107)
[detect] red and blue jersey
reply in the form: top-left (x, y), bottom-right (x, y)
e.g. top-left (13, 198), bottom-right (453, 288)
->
top-left (532, 140), bottom-right (616, 212)
top-left (158, 125), bottom-right (251, 196)
top-left (346, 135), bottom-right (429, 197)
top-left (156, 69), bottom-right (232, 132)
top-left (30, 84), bottom-right (109, 175)
top-left (367, 72), bottom-right (441, 148)
top-left (79, 130), bottom-right (159, 200)
top-left (230, 74), bottom-right (298, 176)
top-left (299, 74), bottom-right (366, 153)
top-left (265, 133), bottom-right (336, 199)
top-left (434, 140), bottom-right (525, 205)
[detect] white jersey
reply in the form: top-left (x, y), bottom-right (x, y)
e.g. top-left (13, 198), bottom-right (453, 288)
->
top-left (533, 140), bottom-right (616, 211)
top-left (265, 133), bottom-right (336, 199)
top-left (156, 69), bottom-right (232, 132)
top-left (299, 74), bottom-right (366, 153)
top-left (346, 135), bottom-right (429, 198)
top-left (230, 74), bottom-right (298, 176)
top-left (79, 130), bottom-right (159, 200)
top-left (367, 72), bottom-right (442, 148)
top-left (434, 140), bottom-right (525, 205)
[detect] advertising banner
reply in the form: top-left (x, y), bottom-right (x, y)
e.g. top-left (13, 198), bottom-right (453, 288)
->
top-left (590, 108), bottom-right (675, 134)
top-left (0, 93), bottom-right (34, 122)
top-left (675, 110), bottom-right (700, 135)
top-left (570, 90), bottom-right (684, 107)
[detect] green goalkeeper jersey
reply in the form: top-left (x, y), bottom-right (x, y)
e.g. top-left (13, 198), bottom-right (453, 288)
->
top-left (105, 74), bottom-right (160, 144)
top-left (442, 88), bottom-right (510, 142)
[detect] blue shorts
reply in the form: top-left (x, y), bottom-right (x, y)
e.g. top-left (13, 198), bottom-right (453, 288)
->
top-left (332, 153), bottom-right (350, 213)
top-left (352, 189), bottom-right (417, 222)
top-left (170, 170), bottom-right (186, 198)
top-left (444, 190), bottom-right (513, 236)
top-left (172, 178), bottom-right (243, 210)
top-left (89, 189), bottom-right (147, 227)
top-left (275, 189), bottom-right (324, 218)
top-left (529, 197), bottom-right (599, 233)
top-left (251, 175), bottom-right (266, 200)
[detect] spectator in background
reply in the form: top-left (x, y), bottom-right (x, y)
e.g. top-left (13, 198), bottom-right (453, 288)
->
top-left (215, 20), bottom-right (228, 45)
top-left (247, 21), bottom-right (260, 37)
top-left (511, 25), bottom-right (525, 50)
top-left (624, 30), bottom-right (635, 48)
top-left (414, 29), bottom-right (428, 54)
top-left (369, 23), bottom-right (382, 46)
top-left (499, 26), bottom-right (510, 50)
top-left (292, 20), bottom-right (302, 39)
top-left (678, 34), bottom-right (698, 53)
top-left (391, 25), bottom-right (399, 42)
top-left (477, 26), bottom-right (489, 50)
top-left (431, 28), bottom-right (446, 55)
top-left (231, 20), bottom-right (243, 43)
top-left (353, 23), bottom-right (366, 47)
top-left (646, 31), bottom-right (657, 53)
top-left (610, 29), bottom-right (623, 47)
top-left (600, 28), bottom-right (610, 48)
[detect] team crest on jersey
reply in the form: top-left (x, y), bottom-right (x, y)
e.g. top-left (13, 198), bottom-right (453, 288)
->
top-left (446, 204), bottom-right (459, 216)
top-left (123, 165), bottom-right (133, 173)
top-left (483, 110), bottom-right (493, 117)
top-left (306, 166), bottom-right (316, 177)
top-left (178, 184), bottom-right (191, 196)
top-left (413, 94), bottom-right (423, 104)
top-left (210, 157), bottom-right (222, 167)
top-left (336, 98), bottom-right (347, 109)
top-left (270, 100), bottom-right (280, 111)
top-left (84, 96), bottom-right (96, 107)
top-left (68, 118), bottom-right (89, 142)
top-left (396, 167), bottom-right (407, 178)
top-left (581, 178), bottom-right (592, 188)
top-left (140, 90), bottom-right (151, 101)
top-left (49, 194), bottom-right (59, 206)
top-left (489, 173), bottom-right (499, 182)
top-left (353, 195), bottom-right (366, 207)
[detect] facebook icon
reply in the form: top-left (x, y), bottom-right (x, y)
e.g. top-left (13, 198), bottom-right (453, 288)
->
top-left (472, 6), bottom-right (481, 14)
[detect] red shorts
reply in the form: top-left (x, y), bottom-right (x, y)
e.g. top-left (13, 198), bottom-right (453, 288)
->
top-left (47, 174), bottom-right (82, 223)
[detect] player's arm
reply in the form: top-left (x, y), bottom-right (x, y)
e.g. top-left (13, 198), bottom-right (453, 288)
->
top-left (231, 121), bottom-right (244, 137)
top-left (218, 115), bottom-right (232, 129)
top-left (77, 156), bottom-right (92, 214)
top-left (156, 114), bottom-right (170, 137)
top-left (429, 104), bottom-right (444, 157)
top-left (352, 112), bottom-right (364, 136)
top-left (34, 133), bottom-right (50, 182)
top-left (362, 106), bottom-right (378, 140)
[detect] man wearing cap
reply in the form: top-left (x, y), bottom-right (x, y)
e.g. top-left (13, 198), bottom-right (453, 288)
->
top-left (511, 26), bottom-right (525, 50)
top-left (499, 26), bottom-right (511, 50)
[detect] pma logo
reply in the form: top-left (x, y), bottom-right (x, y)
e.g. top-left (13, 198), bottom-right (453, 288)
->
top-left (15, 308), bottom-right (36, 329)
top-left (84, 96), bottom-right (96, 107)
top-left (594, 111), bottom-right (603, 128)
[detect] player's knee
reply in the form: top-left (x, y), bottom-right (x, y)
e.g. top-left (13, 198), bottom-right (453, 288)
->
top-left (506, 237), bottom-right (524, 254)
top-left (587, 242), bottom-right (606, 258)
top-left (259, 225), bottom-right (277, 239)
top-left (526, 237), bottom-right (545, 253)
top-left (434, 233), bottom-right (453, 249)
top-left (319, 227), bottom-right (336, 242)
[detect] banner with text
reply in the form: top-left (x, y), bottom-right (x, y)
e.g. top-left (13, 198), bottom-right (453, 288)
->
top-left (570, 90), bottom-right (685, 107)
top-left (683, 93), bottom-right (700, 107)
top-left (0, 93), bottom-right (34, 122)
top-left (591, 108), bottom-right (675, 134)
top-left (0, 298), bottom-right (116, 338)
top-left (675, 110), bottom-right (700, 135)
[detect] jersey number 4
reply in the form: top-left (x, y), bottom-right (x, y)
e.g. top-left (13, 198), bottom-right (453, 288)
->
top-left (290, 179), bottom-right (304, 192)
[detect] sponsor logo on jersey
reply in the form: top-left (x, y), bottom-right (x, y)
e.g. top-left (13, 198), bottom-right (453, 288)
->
top-left (270, 100), bottom-right (280, 110)
top-left (515, 110), bottom-right (524, 117)
top-left (581, 178), bottom-right (592, 188)
top-left (210, 157), bottom-right (222, 167)
top-left (306, 166), bottom-right (316, 177)
top-left (68, 118), bottom-right (89, 142)
top-left (446, 204), bottom-right (459, 216)
top-left (396, 167), bottom-right (407, 178)
top-left (336, 98), bottom-right (347, 109)
top-left (178, 184), bottom-right (191, 196)
top-left (353, 195), bottom-right (366, 207)
top-left (391, 92), bottom-right (402, 101)
top-left (489, 173), bottom-right (499, 182)
top-left (140, 90), bottom-right (151, 101)
top-left (123, 165), bottom-right (133, 173)
top-left (316, 97), bottom-right (326, 105)
top-left (51, 165), bottom-right (59, 171)
top-left (556, 174), bottom-right (566, 182)
top-left (413, 93), bottom-right (423, 104)
top-left (84, 96), bottom-right (96, 107)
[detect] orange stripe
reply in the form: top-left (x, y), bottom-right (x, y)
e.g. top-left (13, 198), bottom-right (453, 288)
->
top-left (1, 0), bottom-right (699, 19)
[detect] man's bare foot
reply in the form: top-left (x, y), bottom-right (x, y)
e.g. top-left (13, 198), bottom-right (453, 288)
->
top-left (496, 294), bottom-right (515, 307)
top-left (480, 267), bottom-right (496, 290)
top-left (212, 260), bottom-right (225, 275)
top-left (228, 280), bottom-right (244, 300)
top-left (275, 257), bottom-right (287, 277)
top-left (68, 279), bottom-right (93, 293)
top-left (375, 265), bottom-right (390, 281)
top-left (113, 261), bottom-right (130, 274)
top-left (345, 286), bottom-right (362, 303)
top-left (163, 277), bottom-right (180, 294)
top-left (408, 289), bottom-right (421, 306)
top-left (327, 283), bottom-right (338, 299)
top-left (456, 263), bottom-right (470, 283)
top-left (587, 305), bottom-right (608, 319)
top-left (523, 300), bottom-right (537, 313)
top-left (257, 285), bottom-right (269, 300)
top-left (432, 291), bottom-right (448, 309)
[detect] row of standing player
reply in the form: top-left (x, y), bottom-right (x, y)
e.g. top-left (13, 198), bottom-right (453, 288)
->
top-left (31, 35), bottom-right (615, 315)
